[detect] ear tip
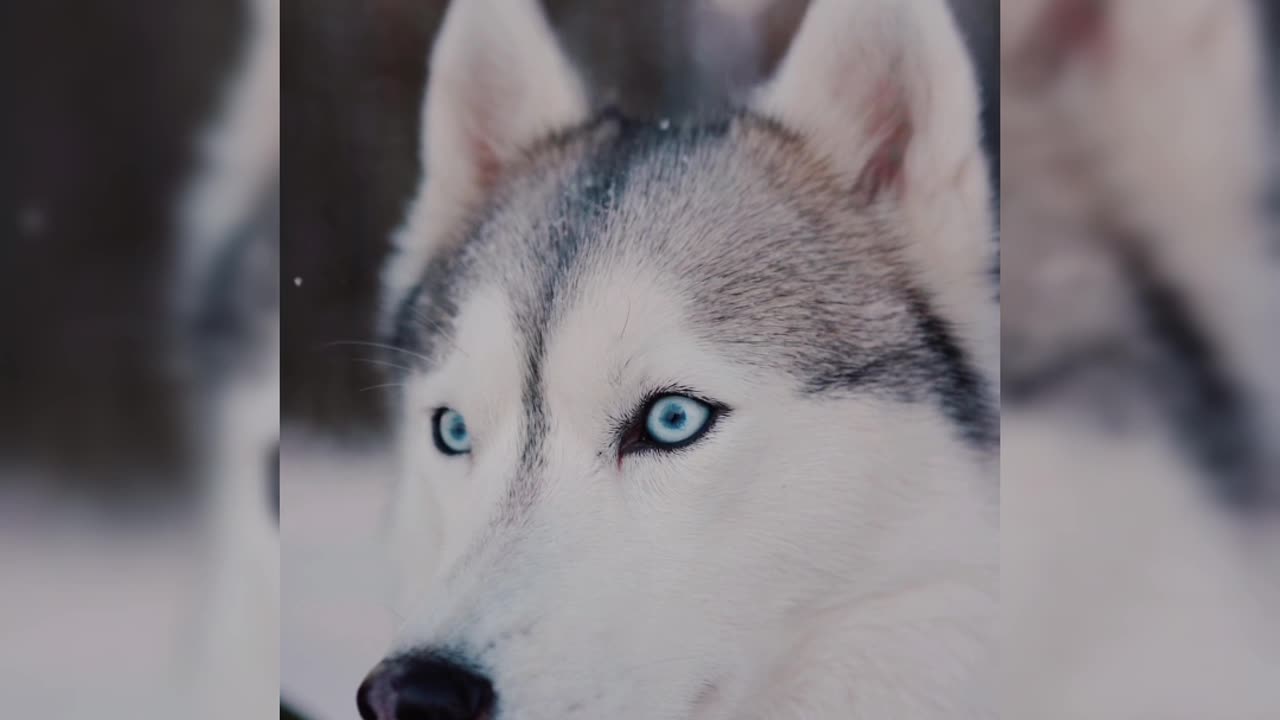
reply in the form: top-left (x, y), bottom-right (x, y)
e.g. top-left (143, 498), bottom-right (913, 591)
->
top-left (426, 0), bottom-right (586, 113)
top-left (433, 0), bottom-right (567, 58)
top-left (748, 0), bottom-right (984, 197)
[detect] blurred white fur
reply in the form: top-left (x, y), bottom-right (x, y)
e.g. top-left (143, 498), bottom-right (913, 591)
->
top-left (173, 0), bottom-right (280, 718)
top-left (1002, 1), bottom-right (1280, 716)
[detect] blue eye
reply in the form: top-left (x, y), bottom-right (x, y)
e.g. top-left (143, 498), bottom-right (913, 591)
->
top-left (644, 394), bottom-right (713, 448)
top-left (432, 407), bottom-right (472, 455)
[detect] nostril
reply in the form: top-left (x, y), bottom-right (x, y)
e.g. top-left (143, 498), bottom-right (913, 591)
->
top-left (396, 656), bottom-right (494, 720)
top-left (356, 666), bottom-right (391, 720)
top-left (357, 654), bottom-right (495, 720)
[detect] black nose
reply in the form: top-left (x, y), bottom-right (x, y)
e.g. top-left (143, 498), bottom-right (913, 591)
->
top-left (357, 654), bottom-right (495, 720)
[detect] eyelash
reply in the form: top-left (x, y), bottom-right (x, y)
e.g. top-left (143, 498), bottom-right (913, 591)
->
top-left (613, 387), bottom-right (729, 459)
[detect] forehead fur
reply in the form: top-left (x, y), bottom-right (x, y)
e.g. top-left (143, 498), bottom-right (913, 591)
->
top-left (393, 111), bottom-right (995, 449)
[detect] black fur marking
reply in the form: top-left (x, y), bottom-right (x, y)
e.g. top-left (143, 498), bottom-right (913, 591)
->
top-left (801, 288), bottom-right (998, 451)
top-left (1003, 224), bottom-right (1270, 511)
top-left (393, 110), bottom-right (737, 385)
top-left (800, 349), bottom-right (922, 395)
top-left (192, 174), bottom-right (279, 378)
top-left (502, 111), bottom-right (741, 519)
top-left (510, 313), bottom-right (551, 520)
top-left (399, 107), bottom-right (1004, 513)
top-left (389, 279), bottom-right (427, 356)
top-left (1118, 243), bottom-right (1267, 510)
top-left (388, 249), bottom-right (469, 375)
top-left (505, 112), bottom-right (651, 519)
top-left (1003, 341), bottom-right (1131, 401)
top-left (906, 290), bottom-right (999, 450)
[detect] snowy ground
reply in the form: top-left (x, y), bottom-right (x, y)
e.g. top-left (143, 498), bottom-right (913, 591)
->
top-left (281, 427), bottom-right (399, 720)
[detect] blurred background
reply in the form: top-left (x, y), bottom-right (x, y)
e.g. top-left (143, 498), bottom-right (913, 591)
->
top-left (1001, 0), bottom-right (1280, 717)
top-left (2, 0), bottom-right (1278, 718)
top-left (1, 0), bottom-right (244, 499)
top-left (2, 0), bottom-right (278, 717)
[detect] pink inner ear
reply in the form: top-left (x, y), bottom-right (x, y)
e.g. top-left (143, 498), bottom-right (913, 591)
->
top-left (1045, 0), bottom-right (1107, 54)
top-left (459, 73), bottom-right (512, 193)
top-left (853, 79), bottom-right (912, 202)
top-left (455, 63), bottom-right (519, 190)
top-left (463, 120), bottom-right (503, 192)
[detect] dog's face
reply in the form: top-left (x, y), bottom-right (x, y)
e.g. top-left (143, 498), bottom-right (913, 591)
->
top-left (363, 1), bottom-right (997, 718)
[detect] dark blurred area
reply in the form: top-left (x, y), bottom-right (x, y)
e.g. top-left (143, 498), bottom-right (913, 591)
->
top-left (280, 0), bottom-right (1000, 438)
top-left (2, 1), bottom-right (278, 717)
top-left (0, 0), bottom-right (244, 497)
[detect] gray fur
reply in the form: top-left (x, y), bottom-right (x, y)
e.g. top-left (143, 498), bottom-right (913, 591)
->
top-left (1004, 218), bottom-right (1270, 510)
top-left (391, 109), bottom-right (997, 477)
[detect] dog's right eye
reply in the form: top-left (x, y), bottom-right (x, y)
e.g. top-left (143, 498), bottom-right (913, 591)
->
top-left (432, 407), bottom-right (472, 455)
top-left (644, 395), bottom-right (712, 446)
top-left (617, 391), bottom-right (726, 458)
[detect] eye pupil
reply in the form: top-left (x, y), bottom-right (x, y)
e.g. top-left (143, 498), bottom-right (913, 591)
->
top-left (433, 408), bottom-right (472, 455)
top-left (642, 394), bottom-right (714, 449)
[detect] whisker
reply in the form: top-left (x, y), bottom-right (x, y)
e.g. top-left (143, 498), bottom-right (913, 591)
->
top-left (354, 357), bottom-right (415, 373)
top-left (323, 339), bottom-right (432, 364)
top-left (378, 602), bottom-right (406, 623)
top-left (406, 307), bottom-right (470, 359)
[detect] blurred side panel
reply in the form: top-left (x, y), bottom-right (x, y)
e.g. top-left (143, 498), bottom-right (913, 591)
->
top-left (1002, 0), bottom-right (1280, 717)
top-left (0, 1), bottom-right (280, 718)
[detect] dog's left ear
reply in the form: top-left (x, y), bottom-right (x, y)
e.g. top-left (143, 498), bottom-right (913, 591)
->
top-left (753, 0), bottom-right (996, 379)
top-left (382, 0), bottom-right (588, 330)
top-left (420, 0), bottom-right (587, 205)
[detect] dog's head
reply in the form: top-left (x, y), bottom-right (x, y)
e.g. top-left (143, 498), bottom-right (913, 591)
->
top-left (363, 1), bottom-right (997, 718)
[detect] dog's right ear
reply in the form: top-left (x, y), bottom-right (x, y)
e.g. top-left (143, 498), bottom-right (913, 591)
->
top-left (748, 0), bottom-right (998, 384)
top-left (382, 0), bottom-right (588, 327)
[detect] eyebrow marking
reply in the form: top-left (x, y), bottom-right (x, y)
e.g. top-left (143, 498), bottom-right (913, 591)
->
top-left (498, 113), bottom-right (670, 524)
top-left (905, 288), bottom-right (999, 451)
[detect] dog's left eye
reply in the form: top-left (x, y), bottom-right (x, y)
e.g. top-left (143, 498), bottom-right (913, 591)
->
top-left (432, 407), bottom-right (472, 455)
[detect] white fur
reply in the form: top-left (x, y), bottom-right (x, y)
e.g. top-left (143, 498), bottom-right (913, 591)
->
top-left (174, 0), bottom-right (280, 326)
top-left (1004, 408), bottom-right (1280, 719)
top-left (381, 0), bottom-right (587, 334)
top-left (1001, 0), bottom-right (1280, 715)
top-left (390, 265), bottom-right (996, 719)
top-left (174, 1), bottom-right (280, 717)
top-left (1003, 0), bottom-right (1280, 451)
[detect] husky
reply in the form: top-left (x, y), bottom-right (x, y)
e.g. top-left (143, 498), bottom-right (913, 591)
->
top-left (1002, 1), bottom-right (1280, 717)
top-left (360, 0), bottom-right (998, 717)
